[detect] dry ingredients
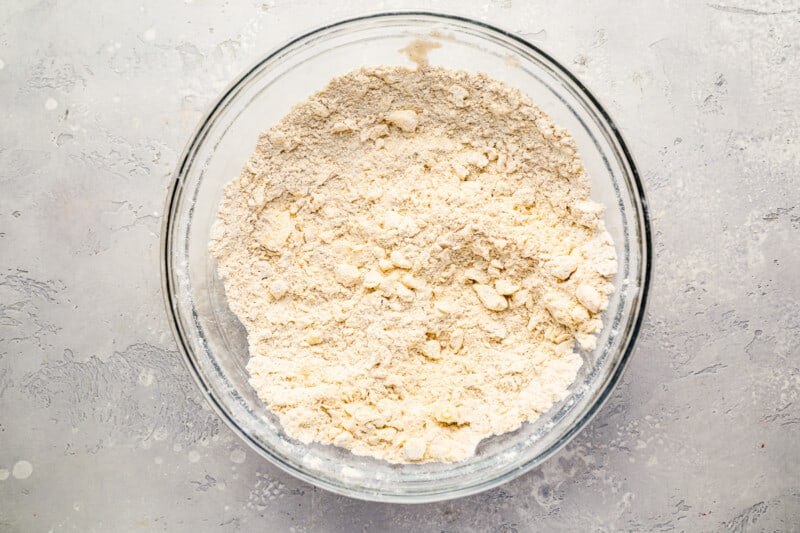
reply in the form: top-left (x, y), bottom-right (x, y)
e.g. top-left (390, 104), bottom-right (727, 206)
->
top-left (209, 62), bottom-right (617, 463)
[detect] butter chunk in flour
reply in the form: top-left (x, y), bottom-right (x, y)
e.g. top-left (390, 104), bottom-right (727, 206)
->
top-left (209, 63), bottom-right (617, 464)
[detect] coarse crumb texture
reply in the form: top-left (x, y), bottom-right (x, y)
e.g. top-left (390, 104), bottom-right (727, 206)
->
top-left (209, 64), bottom-right (617, 463)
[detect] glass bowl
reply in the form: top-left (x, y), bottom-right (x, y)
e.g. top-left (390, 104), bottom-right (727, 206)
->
top-left (161, 12), bottom-right (651, 503)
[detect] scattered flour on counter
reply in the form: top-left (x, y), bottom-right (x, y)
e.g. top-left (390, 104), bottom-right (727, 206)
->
top-left (230, 448), bottom-right (247, 464)
top-left (210, 63), bottom-right (616, 463)
top-left (12, 460), bottom-right (33, 480)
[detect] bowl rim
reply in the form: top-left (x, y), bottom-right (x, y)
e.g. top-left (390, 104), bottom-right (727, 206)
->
top-left (161, 10), bottom-right (653, 503)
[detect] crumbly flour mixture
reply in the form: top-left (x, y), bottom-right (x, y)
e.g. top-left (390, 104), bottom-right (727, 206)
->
top-left (210, 61), bottom-right (617, 463)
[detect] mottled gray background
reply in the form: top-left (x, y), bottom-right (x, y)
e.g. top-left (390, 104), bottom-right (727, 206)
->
top-left (1, 0), bottom-right (799, 531)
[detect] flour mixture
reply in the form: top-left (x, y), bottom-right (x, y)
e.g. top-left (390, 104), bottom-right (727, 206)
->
top-left (209, 61), bottom-right (617, 463)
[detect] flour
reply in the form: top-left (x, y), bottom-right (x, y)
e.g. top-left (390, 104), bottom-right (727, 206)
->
top-left (209, 63), bottom-right (617, 463)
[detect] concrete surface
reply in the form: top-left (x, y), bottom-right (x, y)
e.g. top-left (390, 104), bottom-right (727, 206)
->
top-left (1, 0), bottom-right (799, 531)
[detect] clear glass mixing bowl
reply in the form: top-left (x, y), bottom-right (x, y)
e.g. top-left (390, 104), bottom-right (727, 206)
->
top-left (161, 12), bottom-right (651, 503)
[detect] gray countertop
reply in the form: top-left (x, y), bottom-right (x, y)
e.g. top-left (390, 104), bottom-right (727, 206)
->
top-left (1, 1), bottom-right (798, 531)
